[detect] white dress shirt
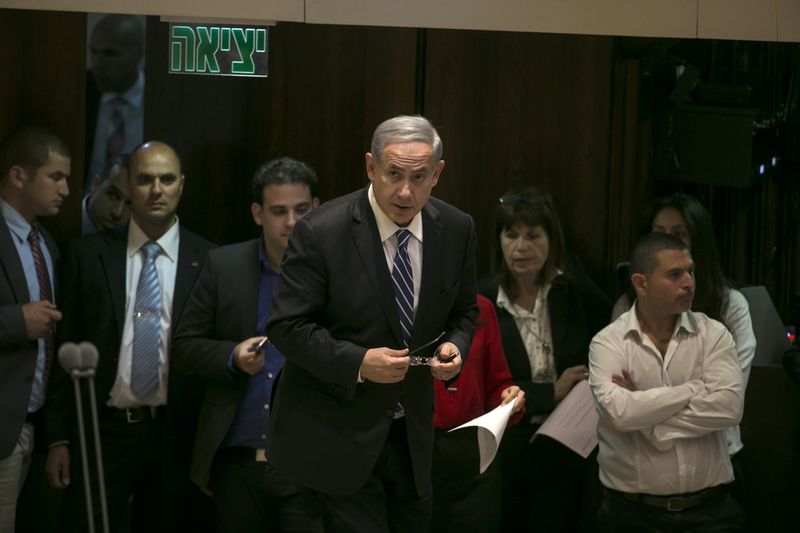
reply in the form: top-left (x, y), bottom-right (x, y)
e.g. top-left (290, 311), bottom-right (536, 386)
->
top-left (589, 305), bottom-right (743, 495)
top-left (108, 218), bottom-right (179, 407)
top-left (611, 288), bottom-right (755, 455)
top-left (367, 184), bottom-right (422, 310)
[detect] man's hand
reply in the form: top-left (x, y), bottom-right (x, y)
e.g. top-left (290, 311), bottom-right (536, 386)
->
top-left (360, 347), bottom-right (410, 383)
top-left (501, 385), bottom-right (526, 414)
top-left (233, 336), bottom-right (267, 375)
top-left (554, 364), bottom-right (589, 402)
top-left (23, 300), bottom-right (61, 340)
top-left (612, 369), bottom-right (637, 391)
top-left (429, 342), bottom-right (462, 381)
top-left (46, 444), bottom-right (70, 489)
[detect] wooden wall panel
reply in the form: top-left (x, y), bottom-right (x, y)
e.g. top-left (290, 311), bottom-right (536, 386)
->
top-left (423, 30), bottom-right (615, 282)
top-left (144, 21), bottom-right (418, 245)
top-left (0, 9), bottom-right (86, 247)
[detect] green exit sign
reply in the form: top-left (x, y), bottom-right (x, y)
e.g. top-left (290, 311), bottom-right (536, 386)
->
top-left (169, 24), bottom-right (268, 77)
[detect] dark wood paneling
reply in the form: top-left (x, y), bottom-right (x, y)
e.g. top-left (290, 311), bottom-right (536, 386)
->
top-left (144, 20), bottom-right (418, 245)
top-left (0, 9), bottom-right (85, 247)
top-left (423, 30), bottom-right (615, 283)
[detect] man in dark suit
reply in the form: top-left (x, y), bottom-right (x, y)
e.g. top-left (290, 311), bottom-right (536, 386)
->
top-left (43, 141), bottom-right (214, 533)
top-left (0, 127), bottom-right (70, 531)
top-left (85, 14), bottom-right (144, 190)
top-left (265, 115), bottom-right (478, 531)
top-left (172, 157), bottom-right (323, 532)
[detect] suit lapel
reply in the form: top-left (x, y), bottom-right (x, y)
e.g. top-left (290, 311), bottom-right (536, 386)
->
top-left (99, 227), bottom-right (127, 337)
top-left (240, 239), bottom-right (260, 337)
top-left (413, 203), bottom-right (442, 345)
top-left (0, 216), bottom-right (30, 303)
top-left (173, 229), bottom-right (204, 324)
top-left (350, 191), bottom-right (404, 345)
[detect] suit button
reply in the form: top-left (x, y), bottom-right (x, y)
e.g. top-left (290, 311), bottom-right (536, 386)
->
top-left (384, 410), bottom-right (395, 418)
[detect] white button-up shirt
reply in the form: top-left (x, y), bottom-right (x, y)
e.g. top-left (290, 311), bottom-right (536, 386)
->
top-left (589, 305), bottom-right (743, 495)
top-left (108, 218), bottom-right (179, 407)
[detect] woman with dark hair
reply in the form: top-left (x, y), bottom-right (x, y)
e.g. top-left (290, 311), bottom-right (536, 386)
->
top-left (612, 193), bottom-right (755, 501)
top-left (481, 186), bottom-right (610, 532)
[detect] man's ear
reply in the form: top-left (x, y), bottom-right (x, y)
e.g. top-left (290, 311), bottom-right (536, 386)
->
top-left (251, 202), bottom-right (263, 227)
top-left (431, 159), bottom-right (445, 187)
top-left (89, 173), bottom-right (102, 195)
top-left (365, 153), bottom-right (376, 182)
top-left (631, 273), bottom-right (647, 297)
top-left (7, 165), bottom-right (27, 189)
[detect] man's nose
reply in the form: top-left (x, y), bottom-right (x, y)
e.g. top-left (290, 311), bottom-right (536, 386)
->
top-left (151, 178), bottom-right (162, 194)
top-left (60, 180), bottom-right (69, 198)
top-left (397, 180), bottom-right (412, 198)
top-left (287, 210), bottom-right (297, 228)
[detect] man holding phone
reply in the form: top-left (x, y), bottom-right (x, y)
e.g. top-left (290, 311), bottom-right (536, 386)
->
top-left (172, 157), bottom-right (322, 532)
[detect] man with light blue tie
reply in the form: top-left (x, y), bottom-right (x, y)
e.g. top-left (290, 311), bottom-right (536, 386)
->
top-left (44, 141), bottom-right (214, 533)
top-left (0, 127), bottom-right (70, 533)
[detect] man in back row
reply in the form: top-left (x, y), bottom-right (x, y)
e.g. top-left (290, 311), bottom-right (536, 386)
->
top-left (172, 157), bottom-right (323, 532)
top-left (590, 232), bottom-right (745, 532)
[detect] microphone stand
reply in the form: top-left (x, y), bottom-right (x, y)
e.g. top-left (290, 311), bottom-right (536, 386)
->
top-left (69, 370), bottom-right (95, 533)
top-left (70, 368), bottom-right (110, 533)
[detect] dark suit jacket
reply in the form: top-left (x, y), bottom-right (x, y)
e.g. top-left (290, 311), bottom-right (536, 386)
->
top-left (265, 188), bottom-right (478, 497)
top-left (171, 239), bottom-right (262, 487)
top-left (0, 215), bottom-right (59, 458)
top-left (43, 224), bottom-right (214, 471)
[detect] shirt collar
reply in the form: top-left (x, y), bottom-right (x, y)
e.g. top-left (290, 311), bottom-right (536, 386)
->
top-left (127, 216), bottom-right (180, 262)
top-left (367, 184), bottom-right (423, 244)
top-left (81, 196), bottom-right (98, 234)
top-left (258, 239), bottom-right (278, 275)
top-left (100, 70), bottom-right (145, 108)
top-left (0, 198), bottom-right (33, 243)
top-left (625, 301), bottom-right (697, 341)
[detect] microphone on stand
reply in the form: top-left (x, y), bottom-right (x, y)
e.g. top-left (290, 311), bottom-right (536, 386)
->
top-left (57, 341), bottom-right (110, 533)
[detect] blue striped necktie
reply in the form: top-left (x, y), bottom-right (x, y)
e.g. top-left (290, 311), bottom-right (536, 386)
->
top-left (391, 229), bottom-right (414, 346)
top-left (131, 241), bottom-right (161, 401)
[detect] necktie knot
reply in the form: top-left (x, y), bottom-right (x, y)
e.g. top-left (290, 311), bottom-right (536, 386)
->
top-left (396, 229), bottom-right (411, 250)
top-left (141, 241), bottom-right (161, 262)
top-left (28, 227), bottom-right (40, 245)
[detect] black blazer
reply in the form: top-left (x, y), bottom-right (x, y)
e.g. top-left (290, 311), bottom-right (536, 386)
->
top-left (43, 224), bottom-right (214, 452)
top-left (265, 188), bottom-right (478, 496)
top-left (0, 215), bottom-right (59, 458)
top-left (481, 263), bottom-right (611, 416)
top-left (171, 238), bottom-right (262, 487)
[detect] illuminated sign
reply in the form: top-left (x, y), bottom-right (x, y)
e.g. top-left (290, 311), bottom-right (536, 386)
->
top-left (169, 24), bottom-right (268, 77)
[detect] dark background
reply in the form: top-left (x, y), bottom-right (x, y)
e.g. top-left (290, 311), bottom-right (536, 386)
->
top-left (2, 8), bottom-right (800, 531)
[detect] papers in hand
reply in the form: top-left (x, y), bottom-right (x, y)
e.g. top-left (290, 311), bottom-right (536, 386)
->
top-left (448, 401), bottom-right (515, 474)
top-left (533, 379), bottom-right (598, 458)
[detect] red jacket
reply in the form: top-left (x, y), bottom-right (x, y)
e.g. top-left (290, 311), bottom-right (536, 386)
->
top-left (434, 295), bottom-right (525, 429)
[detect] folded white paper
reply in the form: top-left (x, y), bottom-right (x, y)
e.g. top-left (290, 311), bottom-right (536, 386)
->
top-left (449, 401), bottom-right (515, 473)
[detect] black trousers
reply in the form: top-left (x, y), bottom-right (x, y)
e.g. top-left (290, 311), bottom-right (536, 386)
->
top-left (499, 424), bottom-right (600, 532)
top-left (318, 418), bottom-right (432, 533)
top-left (60, 411), bottom-right (167, 533)
top-left (597, 487), bottom-right (747, 533)
top-left (210, 449), bottom-right (323, 533)
top-left (429, 427), bottom-right (502, 532)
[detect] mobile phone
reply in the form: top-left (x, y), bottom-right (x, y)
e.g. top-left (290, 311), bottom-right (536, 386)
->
top-left (252, 336), bottom-right (269, 352)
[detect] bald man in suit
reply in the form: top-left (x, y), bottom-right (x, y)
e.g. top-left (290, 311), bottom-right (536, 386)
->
top-left (44, 141), bottom-right (214, 533)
